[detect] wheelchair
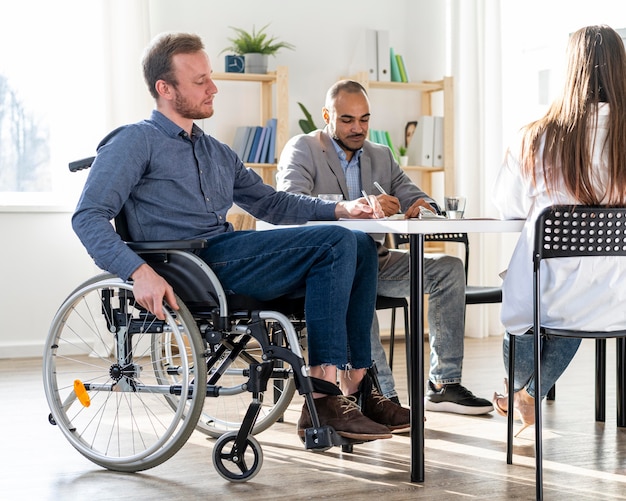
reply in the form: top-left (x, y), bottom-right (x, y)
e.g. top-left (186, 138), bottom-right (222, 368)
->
top-left (43, 157), bottom-right (373, 482)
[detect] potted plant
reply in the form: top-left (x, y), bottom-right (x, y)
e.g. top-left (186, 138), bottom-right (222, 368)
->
top-left (397, 145), bottom-right (409, 167)
top-left (297, 102), bottom-right (319, 133)
top-left (222, 24), bottom-right (295, 74)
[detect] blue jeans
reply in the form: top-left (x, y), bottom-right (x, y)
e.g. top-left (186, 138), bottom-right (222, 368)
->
top-left (374, 248), bottom-right (466, 397)
top-left (199, 226), bottom-right (378, 370)
top-left (502, 331), bottom-right (581, 399)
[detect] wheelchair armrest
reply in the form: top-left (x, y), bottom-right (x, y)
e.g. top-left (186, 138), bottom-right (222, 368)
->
top-left (127, 240), bottom-right (207, 251)
top-left (69, 156), bottom-right (96, 172)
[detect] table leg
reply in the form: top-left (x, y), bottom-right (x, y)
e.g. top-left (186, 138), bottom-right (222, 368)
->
top-left (409, 233), bottom-right (425, 482)
top-left (617, 337), bottom-right (626, 427)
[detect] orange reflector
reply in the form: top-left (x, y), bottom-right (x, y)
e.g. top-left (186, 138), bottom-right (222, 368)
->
top-left (74, 379), bottom-right (91, 407)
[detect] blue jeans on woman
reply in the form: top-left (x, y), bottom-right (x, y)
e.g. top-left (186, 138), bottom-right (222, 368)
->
top-left (374, 248), bottom-right (467, 398)
top-left (502, 331), bottom-right (581, 399)
top-left (199, 225), bottom-right (378, 370)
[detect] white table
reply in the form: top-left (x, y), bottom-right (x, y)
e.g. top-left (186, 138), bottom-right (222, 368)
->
top-left (257, 217), bottom-right (524, 482)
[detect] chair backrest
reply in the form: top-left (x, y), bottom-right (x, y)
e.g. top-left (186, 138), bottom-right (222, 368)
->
top-left (390, 232), bottom-right (470, 281)
top-left (534, 205), bottom-right (626, 336)
top-left (534, 205), bottom-right (626, 266)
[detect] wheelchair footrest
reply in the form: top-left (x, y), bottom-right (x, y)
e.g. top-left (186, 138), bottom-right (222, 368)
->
top-left (303, 425), bottom-right (334, 450)
top-left (302, 425), bottom-right (368, 451)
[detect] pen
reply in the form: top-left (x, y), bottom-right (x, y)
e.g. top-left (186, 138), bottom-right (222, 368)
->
top-left (361, 189), bottom-right (374, 207)
top-left (373, 181), bottom-right (387, 195)
top-left (361, 189), bottom-right (378, 215)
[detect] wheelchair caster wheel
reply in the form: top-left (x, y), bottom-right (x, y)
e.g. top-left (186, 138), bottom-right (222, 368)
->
top-left (212, 431), bottom-right (263, 482)
top-left (48, 413), bottom-right (56, 425)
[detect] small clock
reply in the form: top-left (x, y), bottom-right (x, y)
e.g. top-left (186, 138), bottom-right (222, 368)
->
top-left (225, 55), bottom-right (245, 73)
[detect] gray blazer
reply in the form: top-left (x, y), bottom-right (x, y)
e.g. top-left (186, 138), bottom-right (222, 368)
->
top-left (276, 127), bottom-right (435, 211)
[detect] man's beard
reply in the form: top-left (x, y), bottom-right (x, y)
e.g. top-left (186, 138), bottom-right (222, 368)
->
top-left (331, 132), bottom-right (363, 153)
top-left (174, 91), bottom-right (213, 120)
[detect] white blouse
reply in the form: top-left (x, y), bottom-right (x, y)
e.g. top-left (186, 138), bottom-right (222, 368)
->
top-left (493, 103), bottom-right (626, 335)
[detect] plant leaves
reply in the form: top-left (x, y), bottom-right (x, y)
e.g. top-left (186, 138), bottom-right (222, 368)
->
top-left (221, 24), bottom-right (295, 55)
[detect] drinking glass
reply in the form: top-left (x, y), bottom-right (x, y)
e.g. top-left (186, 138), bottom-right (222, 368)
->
top-left (444, 196), bottom-right (466, 219)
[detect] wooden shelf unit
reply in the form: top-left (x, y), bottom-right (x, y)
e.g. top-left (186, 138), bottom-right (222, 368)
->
top-left (212, 66), bottom-right (289, 185)
top-left (350, 72), bottom-right (455, 196)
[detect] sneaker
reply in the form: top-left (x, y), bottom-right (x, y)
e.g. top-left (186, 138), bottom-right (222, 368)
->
top-left (358, 387), bottom-right (411, 433)
top-left (425, 381), bottom-right (494, 415)
top-left (297, 394), bottom-right (393, 441)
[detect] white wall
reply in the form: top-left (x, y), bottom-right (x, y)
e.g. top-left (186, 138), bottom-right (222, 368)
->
top-left (108, 0), bottom-right (448, 149)
top-left (1, 0), bottom-right (447, 358)
top-left (0, 209), bottom-right (98, 357)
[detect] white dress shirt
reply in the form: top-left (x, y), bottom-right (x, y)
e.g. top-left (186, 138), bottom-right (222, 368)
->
top-left (493, 103), bottom-right (626, 335)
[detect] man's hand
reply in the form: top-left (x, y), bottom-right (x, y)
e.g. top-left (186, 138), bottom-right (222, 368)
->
top-left (404, 198), bottom-right (437, 219)
top-left (334, 197), bottom-right (385, 219)
top-left (130, 263), bottom-right (179, 320)
top-left (375, 194), bottom-right (401, 217)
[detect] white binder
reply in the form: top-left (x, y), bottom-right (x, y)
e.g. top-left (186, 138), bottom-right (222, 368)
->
top-left (432, 116), bottom-right (444, 167)
top-left (408, 116), bottom-right (434, 167)
top-left (365, 29), bottom-right (378, 80)
top-left (376, 30), bottom-right (390, 82)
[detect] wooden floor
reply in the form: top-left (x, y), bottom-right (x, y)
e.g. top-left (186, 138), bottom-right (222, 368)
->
top-left (4, 336), bottom-right (626, 500)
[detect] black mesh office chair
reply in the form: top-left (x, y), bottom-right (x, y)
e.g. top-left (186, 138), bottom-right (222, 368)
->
top-left (421, 232), bottom-right (502, 304)
top-left (375, 296), bottom-right (409, 371)
top-left (505, 205), bottom-right (626, 500)
top-left (382, 232), bottom-right (503, 371)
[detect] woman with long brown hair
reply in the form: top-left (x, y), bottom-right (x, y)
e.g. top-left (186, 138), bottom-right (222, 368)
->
top-left (492, 25), bottom-right (626, 433)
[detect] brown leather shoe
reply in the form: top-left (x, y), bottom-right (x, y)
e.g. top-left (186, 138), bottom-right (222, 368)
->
top-left (297, 394), bottom-right (393, 441)
top-left (360, 387), bottom-right (411, 433)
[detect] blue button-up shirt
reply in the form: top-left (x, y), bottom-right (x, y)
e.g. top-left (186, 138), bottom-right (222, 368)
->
top-left (73, 110), bottom-right (336, 280)
top-left (330, 138), bottom-right (363, 201)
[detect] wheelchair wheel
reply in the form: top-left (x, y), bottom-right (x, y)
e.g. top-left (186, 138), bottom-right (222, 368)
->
top-left (43, 275), bottom-right (207, 472)
top-left (157, 318), bottom-right (297, 439)
top-left (212, 431), bottom-right (263, 482)
top-left (200, 319), bottom-right (298, 438)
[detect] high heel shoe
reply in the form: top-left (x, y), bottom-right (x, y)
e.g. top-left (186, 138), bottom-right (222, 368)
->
top-left (492, 379), bottom-right (535, 436)
top-left (512, 387), bottom-right (535, 437)
top-left (492, 378), bottom-right (509, 417)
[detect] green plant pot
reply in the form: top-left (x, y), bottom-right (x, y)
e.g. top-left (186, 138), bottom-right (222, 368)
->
top-left (244, 53), bottom-right (268, 74)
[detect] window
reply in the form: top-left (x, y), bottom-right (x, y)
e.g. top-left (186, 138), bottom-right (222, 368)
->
top-left (0, 1), bottom-right (106, 207)
top-left (500, 2), bottom-right (626, 143)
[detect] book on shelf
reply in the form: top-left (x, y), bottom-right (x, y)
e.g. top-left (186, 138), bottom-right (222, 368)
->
top-left (384, 130), bottom-right (398, 160)
top-left (246, 126), bottom-right (263, 163)
top-left (368, 129), bottom-right (381, 144)
top-left (389, 47), bottom-right (401, 82)
top-left (252, 127), bottom-right (268, 163)
top-left (241, 126), bottom-right (258, 163)
top-left (401, 54), bottom-right (410, 81)
top-left (395, 54), bottom-right (409, 83)
top-left (369, 129), bottom-right (396, 160)
top-left (232, 118), bottom-right (278, 165)
top-left (265, 118), bottom-right (277, 163)
top-left (259, 125), bottom-right (271, 163)
top-left (232, 126), bottom-right (249, 161)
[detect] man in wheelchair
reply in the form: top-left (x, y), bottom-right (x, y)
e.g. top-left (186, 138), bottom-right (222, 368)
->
top-left (72, 32), bottom-right (410, 443)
